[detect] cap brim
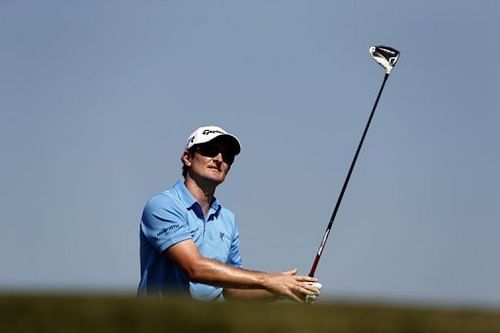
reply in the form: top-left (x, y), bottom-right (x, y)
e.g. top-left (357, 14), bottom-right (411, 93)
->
top-left (214, 134), bottom-right (241, 155)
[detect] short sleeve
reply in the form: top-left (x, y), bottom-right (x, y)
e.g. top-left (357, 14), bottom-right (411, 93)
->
top-left (140, 194), bottom-right (192, 253)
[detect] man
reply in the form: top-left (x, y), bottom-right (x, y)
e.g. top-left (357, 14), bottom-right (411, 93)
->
top-left (138, 125), bottom-right (321, 302)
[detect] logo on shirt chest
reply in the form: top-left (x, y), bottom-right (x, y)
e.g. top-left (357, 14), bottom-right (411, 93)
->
top-left (219, 232), bottom-right (225, 241)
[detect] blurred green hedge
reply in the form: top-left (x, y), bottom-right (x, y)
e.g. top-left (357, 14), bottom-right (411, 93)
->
top-left (1, 294), bottom-right (500, 333)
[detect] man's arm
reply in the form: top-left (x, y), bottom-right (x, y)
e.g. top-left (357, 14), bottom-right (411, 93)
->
top-left (222, 288), bottom-right (277, 301)
top-left (166, 239), bottom-right (318, 303)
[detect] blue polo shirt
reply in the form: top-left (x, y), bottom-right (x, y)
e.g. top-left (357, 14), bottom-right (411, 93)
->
top-left (138, 181), bottom-right (242, 300)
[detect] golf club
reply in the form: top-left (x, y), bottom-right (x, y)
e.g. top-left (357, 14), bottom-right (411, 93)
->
top-left (308, 45), bottom-right (400, 277)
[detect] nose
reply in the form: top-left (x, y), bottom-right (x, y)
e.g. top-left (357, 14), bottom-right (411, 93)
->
top-left (212, 152), bottom-right (224, 163)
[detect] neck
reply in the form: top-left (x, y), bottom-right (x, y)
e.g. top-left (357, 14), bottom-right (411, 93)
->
top-left (184, 176), bottom-right (216, 216)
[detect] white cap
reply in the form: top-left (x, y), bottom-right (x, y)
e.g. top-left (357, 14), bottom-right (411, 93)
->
top-left (185, 125), bottom-right (241, 155)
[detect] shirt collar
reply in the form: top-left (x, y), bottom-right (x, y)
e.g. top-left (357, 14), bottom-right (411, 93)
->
top-left (173, 180), bottom-right (222, 216)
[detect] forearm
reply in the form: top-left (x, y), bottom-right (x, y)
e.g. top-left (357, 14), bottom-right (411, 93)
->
top-left (188, 257), bottom-right (268, 290)
top-left (222, 288), bottom-right (278, 302)
top-left (193, 260), bottom-right (279, 301)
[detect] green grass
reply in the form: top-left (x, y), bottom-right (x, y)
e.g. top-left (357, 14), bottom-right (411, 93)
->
top-left (1, 294), bottom-right (500, 333)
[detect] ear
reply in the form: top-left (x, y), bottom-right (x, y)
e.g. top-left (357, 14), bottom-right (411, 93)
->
top-left (181, 150), bottom-right (193, 167)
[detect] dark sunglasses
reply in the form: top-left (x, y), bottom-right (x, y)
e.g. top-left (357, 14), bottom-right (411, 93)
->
top-left (193, 144), bottom-right (235, 165)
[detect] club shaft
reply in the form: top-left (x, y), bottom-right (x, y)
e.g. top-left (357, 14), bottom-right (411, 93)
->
top-left (309, 73), bottom-right (390, 277)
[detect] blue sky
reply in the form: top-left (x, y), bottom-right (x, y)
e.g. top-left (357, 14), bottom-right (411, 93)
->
top-left (1, 1), bottom-right (499, 307)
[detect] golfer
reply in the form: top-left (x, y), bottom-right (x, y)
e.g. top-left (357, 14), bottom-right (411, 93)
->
top-left (138, 125), bottom-right (321, 302)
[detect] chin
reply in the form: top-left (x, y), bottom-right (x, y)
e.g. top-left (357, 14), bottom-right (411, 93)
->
top-left (203, 173), bottom-right (226, 184)
top-left (211, 176), bottom-right (226, 184)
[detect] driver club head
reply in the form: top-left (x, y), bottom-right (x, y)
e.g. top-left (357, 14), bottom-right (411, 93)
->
top-left (369, 45), bottom-right (400, 74)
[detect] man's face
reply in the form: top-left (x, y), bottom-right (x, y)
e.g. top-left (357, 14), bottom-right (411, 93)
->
top-left (183, 139), bottom-right (236, 185)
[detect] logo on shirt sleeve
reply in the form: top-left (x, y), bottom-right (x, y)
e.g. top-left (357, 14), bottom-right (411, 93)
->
top-left (157, 224), bottom-right (181, 237)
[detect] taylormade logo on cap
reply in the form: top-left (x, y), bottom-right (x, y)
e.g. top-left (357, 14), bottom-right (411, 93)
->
top-left (185, 125), bottom-right (241, 154)
top-left (202, 129), bottom-right (224, 136)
